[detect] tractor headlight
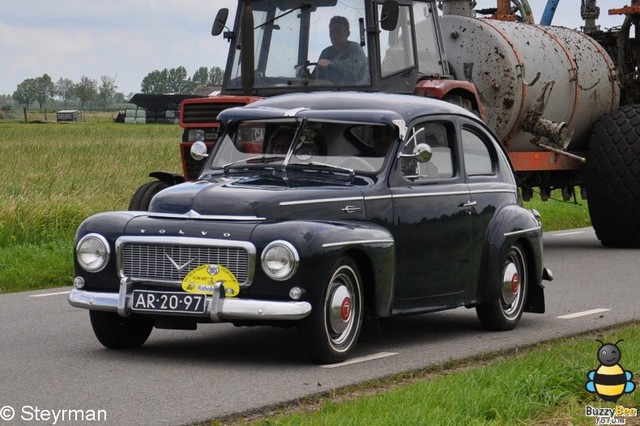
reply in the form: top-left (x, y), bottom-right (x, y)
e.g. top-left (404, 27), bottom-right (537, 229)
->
top-left (261, 240), bottom-right (299, 281)
top-left (187, 129), bottom-right (205, 142)
top-left (76, 233), bottom-right (110, 272)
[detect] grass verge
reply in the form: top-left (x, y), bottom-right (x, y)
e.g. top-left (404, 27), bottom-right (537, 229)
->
top-left (209, 322), bottom-right (639, 426)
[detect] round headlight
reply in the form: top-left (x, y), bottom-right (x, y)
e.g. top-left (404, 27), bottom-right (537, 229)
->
top-left (76, 233), bottom-right (110, 272)
top-left (261, 241), bottom-right (299, 281)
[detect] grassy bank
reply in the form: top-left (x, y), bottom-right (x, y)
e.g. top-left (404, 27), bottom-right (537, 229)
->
top-left (0, 120), bottom-right (590, 292)
top-left (0, 121), bottom-right (181, 292)
top-left (214, 322), bottom-right (639, 425)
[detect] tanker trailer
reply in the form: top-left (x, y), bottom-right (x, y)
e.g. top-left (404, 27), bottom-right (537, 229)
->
top-left (439, 0), bottom-right (640, 247)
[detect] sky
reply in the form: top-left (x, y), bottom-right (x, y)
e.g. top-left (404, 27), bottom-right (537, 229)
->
top-left (0, 0), bottom-right (625, 97)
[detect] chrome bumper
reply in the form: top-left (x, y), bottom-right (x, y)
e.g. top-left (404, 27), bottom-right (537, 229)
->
top-left (68, 280), bottom-right (312, 322)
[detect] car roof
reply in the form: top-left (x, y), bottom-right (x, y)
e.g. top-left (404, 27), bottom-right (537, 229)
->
top-left (217, 91), bottom-right (478, 126)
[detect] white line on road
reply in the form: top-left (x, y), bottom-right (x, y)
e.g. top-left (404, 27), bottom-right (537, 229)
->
top-left (548, 231), bottom-right (585, 237)
top-left (557, 308), bottom-right (610, 319)
top-left (29, 290), bottom-right (71, 298)
top-left (320, 352), bottom-right (399, 368)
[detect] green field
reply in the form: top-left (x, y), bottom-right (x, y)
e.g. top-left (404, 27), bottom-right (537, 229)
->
top-left (0, 120), bottom-right (181, 292)
top-left (0, 119), bottom-right (591, 293)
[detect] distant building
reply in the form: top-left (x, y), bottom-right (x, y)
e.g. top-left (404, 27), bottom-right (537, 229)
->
top-left (56, 110), bottom-right (84, 122)
top-left (123, 93), bottom-right (205, 124)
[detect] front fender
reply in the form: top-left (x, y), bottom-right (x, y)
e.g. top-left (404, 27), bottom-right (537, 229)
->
top-left (251, 220), bottom-right (395, 316)
top-left (480, 205), bottom-right (545, 313)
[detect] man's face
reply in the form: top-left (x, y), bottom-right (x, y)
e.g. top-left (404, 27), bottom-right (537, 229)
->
top-left (329, 23), bottom-right (349, 47)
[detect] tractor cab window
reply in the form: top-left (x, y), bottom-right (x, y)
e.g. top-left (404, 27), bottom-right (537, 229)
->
top-left (225, 0), bottom-right (370, 90)
top-left (379, 4), bottom-right (415, 77)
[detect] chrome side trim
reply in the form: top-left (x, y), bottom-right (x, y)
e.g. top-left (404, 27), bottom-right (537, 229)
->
top-left (322, 239), bottom-right (394, 248)
top-left (68, 288), bottom-right (312, 321)
top-left (280, 196), bottom-right (363, 206)
top-left (148, 210), bottom-right (265, 221)
top-left (503, 226), bottom-right (541, 237)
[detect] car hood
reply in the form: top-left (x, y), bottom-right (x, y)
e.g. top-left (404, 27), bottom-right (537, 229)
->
top-left (148, 174), bottom-right (367, 221)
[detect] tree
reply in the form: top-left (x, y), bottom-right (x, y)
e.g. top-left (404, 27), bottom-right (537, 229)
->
top-left (34, 74), bottom-right (56, 110)
top-left (209, 66), bottom-right (224, 85)
top-left (167, 66), bottom-right (192, 93)
top-left (75, 76), bottom-right (98, 110)
top-left (13, 78), bottom-right (38, 108)
top-left (98, 75), bottom-right (118, 110)
top-left (192, 66), bottom-right (209, 88)
top-left (56, 78), bottom-right (76, 109)
top-left (141, 69), bottom-right (169, 94)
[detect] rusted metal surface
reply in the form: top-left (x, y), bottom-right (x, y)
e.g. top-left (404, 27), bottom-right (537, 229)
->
top-left (439, 15), bottom-right (619, 154)
top-left (508, 151), bottom-right (585, 171)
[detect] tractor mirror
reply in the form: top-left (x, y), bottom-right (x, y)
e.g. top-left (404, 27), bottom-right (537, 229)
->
top-left (380, 1), bottom-right (399, 31)
top-left (212, 8), bottom-right (229, 36)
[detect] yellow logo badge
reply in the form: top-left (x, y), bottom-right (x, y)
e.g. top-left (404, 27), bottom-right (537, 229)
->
top-left (182, 264), bottom-right (239, 297)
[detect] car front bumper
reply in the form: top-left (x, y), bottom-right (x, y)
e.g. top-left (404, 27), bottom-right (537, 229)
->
top-left (69, 280), bottom-right (312, 322)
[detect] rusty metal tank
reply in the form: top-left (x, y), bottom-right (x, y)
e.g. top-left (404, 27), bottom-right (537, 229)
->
top-left (439, 15), bottom-right (620, 152)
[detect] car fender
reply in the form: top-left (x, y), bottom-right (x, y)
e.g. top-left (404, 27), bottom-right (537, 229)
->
top-left (479, 205), bottom-right (545, 313)
top-left (251, 220), bottom-right (395, 316)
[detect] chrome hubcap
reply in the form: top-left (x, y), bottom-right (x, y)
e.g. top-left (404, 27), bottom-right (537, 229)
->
top-left (328, 284), bottom-right (352, 335)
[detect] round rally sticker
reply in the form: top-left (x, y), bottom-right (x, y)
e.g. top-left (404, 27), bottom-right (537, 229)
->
top-left (182, 264), bottom-right (239, 297)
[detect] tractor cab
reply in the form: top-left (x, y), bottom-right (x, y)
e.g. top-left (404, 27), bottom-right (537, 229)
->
top-left (214, 0), bottom-right (449, 96)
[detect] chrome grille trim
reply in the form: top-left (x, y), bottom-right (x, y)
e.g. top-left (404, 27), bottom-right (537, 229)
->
top-left (116, 236), bottom-right (256, 288)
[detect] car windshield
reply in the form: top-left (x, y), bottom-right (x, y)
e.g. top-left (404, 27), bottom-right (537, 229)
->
top-left (209, 119), bottom-right (395, 175)
top-left (225, 0), bottom-right (370, 90)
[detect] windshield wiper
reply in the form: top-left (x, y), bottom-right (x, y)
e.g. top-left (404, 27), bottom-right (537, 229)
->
top-left (286, 162), bottom-right (355, 177)
top-left (255, 3), bottom-right (312, 30)
top-left (223, 155), bottom-right (286, 172)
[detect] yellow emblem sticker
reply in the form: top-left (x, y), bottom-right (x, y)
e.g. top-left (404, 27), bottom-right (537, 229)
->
top-left (182, 264), bottom-right (239, 297)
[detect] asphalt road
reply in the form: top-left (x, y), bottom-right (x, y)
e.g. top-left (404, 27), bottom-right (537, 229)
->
top-left (1, 227), bottom-right (638, 425)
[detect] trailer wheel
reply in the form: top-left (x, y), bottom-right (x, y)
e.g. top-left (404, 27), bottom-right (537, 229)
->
top-left (586, 105), bottom-right (640, 248)
top-left (128, 180), bottom-right (169, 211)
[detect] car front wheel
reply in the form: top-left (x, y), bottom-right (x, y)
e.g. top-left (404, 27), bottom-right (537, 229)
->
top-left (299, 257), bottom-right (363, 364)
top-left (477, 243), bottom-right (528, 331)
top-left (89, 311), bottom-right (154, 349)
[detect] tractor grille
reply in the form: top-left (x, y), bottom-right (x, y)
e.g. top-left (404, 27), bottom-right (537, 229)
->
top-left (182, 102), bottom-right (240, 124)
top-left (121, 242), bottom-right (251, 285)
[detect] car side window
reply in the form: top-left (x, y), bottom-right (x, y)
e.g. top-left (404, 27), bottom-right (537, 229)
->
top-left (462, 127), bottom-right (495, 176)
top-left (401, 121), bottom-right (454, 181)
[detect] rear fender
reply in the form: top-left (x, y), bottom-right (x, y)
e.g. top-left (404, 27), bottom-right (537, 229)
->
top-left (480, 205), bottom-right (545, 313)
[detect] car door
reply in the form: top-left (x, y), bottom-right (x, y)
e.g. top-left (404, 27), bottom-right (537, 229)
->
top-left (390, 119), bottom-right (473, 312)
top-left (460, 122), bottom-right (520, 285)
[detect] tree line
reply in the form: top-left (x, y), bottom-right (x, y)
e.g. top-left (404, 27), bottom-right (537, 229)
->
top-left (1, 66), bottom-right (224, 113)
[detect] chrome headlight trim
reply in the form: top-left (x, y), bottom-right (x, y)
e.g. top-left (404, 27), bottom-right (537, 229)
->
top-left (76, 233), bottom-right (110, 273)
top-left (261, 240), bottom-right (299, 281)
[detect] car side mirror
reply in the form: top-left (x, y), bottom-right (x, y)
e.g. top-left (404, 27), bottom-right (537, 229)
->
top-left (212, 8), bottom-right (229, 36)
top-left (398, 143), bottom-right (432, 163)
top-left (413, 143), bottom-right (432, 163)
top-left (380, 0), bottom-right (399, 31)
top-left (190, 141), bottom-right (209, 160)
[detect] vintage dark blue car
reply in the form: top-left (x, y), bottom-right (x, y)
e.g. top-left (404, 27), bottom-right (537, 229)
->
top-left (70, 92), bottom-right (552, 363)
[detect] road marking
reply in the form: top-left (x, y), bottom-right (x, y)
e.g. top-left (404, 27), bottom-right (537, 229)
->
top-left (549, 230), bottom-right (584, 237)
top-left (319, 352), bottom-right (399, 368)
top-left (557, 308), bottom-right (610, 319)
top-left (29, 290), bottom-right (71, 298)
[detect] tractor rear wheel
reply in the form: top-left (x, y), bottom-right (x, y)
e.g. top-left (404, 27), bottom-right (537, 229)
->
top-left (586, 105), bottom-right (640, 248)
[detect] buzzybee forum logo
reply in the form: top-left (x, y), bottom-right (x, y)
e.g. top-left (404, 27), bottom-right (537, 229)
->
top-left (585, 340), bottom-right (635, 402)
top-left (584, 339), bottom-right (637, 424)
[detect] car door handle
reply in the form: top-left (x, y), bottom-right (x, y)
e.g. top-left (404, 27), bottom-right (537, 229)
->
top-left (459, 201), bottom-right (477, 208)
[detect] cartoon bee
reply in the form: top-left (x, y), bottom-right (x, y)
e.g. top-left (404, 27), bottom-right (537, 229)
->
top-left (585, 339), bottom-right (636, 403)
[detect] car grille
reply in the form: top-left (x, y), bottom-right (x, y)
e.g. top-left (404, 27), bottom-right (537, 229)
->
top-left (182, 102), bottom-right (240, 124)
top-left (121, 242), bottom-right (251, 285)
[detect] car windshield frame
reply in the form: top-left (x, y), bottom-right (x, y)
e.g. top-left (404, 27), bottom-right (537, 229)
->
top-left (207, 117), bottom-right (397, 176)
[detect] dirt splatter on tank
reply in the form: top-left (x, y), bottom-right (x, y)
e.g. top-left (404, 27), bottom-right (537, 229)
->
top-left (440, 15), bottom-right (620, 152)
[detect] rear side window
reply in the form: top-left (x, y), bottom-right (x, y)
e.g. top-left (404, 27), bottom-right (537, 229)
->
top-left (462, 127), bottom-right (495, 176)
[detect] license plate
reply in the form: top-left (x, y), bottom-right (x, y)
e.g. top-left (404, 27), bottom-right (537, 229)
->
top-left (131, 290), bottom-right (207, 314)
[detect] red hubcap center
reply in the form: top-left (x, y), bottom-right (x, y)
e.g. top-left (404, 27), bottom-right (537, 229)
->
top-left (511, 273), bottom-right (520, 294)
top-left (341, 297), bottom-right (351, 321)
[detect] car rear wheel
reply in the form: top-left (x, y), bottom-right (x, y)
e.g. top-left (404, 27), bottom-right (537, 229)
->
top-left (299, 257), bottom-right (363, 364)
top-left (477, 243), bottom-right (528, 331)
top-left (89, 311), bottom-right (154, 349)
